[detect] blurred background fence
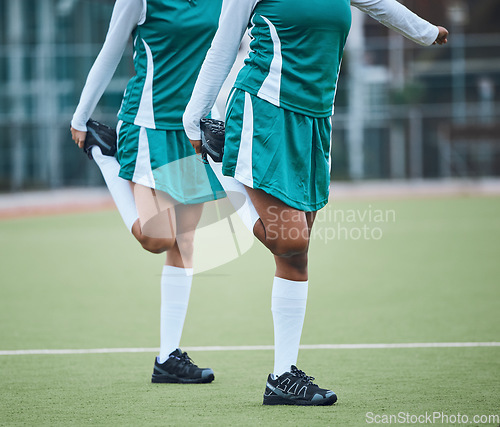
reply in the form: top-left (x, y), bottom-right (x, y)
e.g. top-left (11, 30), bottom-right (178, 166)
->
top-left (0, 0), bottom-right (499, 192)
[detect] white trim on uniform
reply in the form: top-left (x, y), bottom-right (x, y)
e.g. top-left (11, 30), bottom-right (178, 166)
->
top-left (132, 127), bottom-right (156, 188)
top-left (134, 39), bottom-right (156, 129)
top-left (234, 92), bottom-right (255, 188)
top-left (116, 120), bottom-right (123, 147)
top-left (132, 36), bottom-right (138, 60)
top-left (256, 16), bottom-right (282, 107)
top-left (328, 117), bottom-right (333, 172)
top-left (225, 88), bottom-right (237, 118)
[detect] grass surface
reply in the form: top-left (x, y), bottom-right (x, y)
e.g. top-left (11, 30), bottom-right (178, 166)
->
top-left (0, 196), bottom-right (499, 425)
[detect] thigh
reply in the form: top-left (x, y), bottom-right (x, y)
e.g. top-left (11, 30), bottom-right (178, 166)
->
top-left (132, 183), bottom-right (177, 239)
top-left (246, 186), bottom-right (320, 260)
top-left (247, 187), bottom-right (309, 234)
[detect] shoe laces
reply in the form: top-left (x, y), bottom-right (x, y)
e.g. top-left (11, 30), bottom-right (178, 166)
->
top-left (290, 365), bottom-right (317, 386)
top-left (178, 351), bottom-right (198, 368)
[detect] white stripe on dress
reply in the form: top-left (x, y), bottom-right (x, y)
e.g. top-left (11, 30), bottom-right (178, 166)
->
top-left (134, 39), bottom-right (156, 129)
top-left (234, 92), bottom-right (254, 188)
top-left (132, 36), bottom-right (138, 60)
top-left (225, 88), bottom-right (237, 118)
top-left (328, 117), bottom-right (333, 172)
top-left (116, 120), bottom-right (123, 137)
top-left (256, 16), bottom-right (282, 107)
top-left (115, 120), bottom-right (123, 151)
top-left (132, 127), bottom-right (156, 189)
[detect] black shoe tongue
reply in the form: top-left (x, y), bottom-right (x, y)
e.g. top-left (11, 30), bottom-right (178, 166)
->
top-left (169, 348), bottom-right (183, 357)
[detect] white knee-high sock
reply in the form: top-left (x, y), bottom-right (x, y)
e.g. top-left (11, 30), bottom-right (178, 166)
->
top-left (91, 146), bottom-right (138, 232)
top-left (158, 265), bottom-right (193, 363)
top-left (208, 157), bottom-right (259, 232)
top-left (272, 277), bottom-right (308, 376)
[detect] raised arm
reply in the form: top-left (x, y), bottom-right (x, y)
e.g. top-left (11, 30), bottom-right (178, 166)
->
top-left (71, 0), bottom-right (144, 133)
top-left (183, 0), bottom-right (258, 143)
top-left (350, 0), bottom-right (444, 46)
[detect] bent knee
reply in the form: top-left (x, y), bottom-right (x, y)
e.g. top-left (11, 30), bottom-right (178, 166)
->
top-left (140, 236), bottom-right (175, 254)
top-left (268, 237), bottom-right (309, 258)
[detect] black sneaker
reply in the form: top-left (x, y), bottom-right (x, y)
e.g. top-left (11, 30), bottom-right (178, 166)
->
top-left (263, 365), bottom-right (337, 406)
top-left (83, 119), bottom-right (117, 160)
top-left (151, 348), bottom-right (214, 384)
top-left (200, 118), bottom-right (225, 163)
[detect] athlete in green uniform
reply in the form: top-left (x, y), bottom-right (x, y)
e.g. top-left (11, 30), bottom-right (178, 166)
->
top-left (184, 0), bottom-right (448, 405)
top-left (71, 0), bottom-right (223, 384)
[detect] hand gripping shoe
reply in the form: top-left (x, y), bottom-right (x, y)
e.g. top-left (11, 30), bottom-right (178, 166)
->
top-left (200, 118), bottom-right (225, 163)
top-left (83, 119), bottom-right (117, 160)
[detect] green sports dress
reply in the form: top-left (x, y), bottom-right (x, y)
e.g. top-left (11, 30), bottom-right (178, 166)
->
top-left (224, 0), bottom-right (352, 211)
top-left (117, 0), bottom-right (224, 204)
top-left (184, 0), bottom-right (438, 211)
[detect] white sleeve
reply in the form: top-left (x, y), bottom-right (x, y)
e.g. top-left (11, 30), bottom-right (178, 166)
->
top-left (183, 0), bottom-right (259, 141)
top-left (350, 0), bottom-right (439, 46)
top-left (71, 0), bottom-right (145, 132)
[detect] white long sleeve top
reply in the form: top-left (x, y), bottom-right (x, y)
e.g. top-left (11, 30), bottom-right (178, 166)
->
top-left (71, 0), bottom-right (145, 131)
top-left (183, 0), bottom-right (439, 140)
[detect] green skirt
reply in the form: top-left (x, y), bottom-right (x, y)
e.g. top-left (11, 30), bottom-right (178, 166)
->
top-left (116, 121), bottom-right (225, 204)
top-left (223, 89), bottom-right (332, 212)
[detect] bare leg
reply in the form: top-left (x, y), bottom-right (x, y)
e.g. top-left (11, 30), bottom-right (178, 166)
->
top-left (166, 203), bottom-right (204, 268)
top-left (246, 186), bottom-right (316, 281)
top-left (130, 183), bottom-right (177, 254)
top-left (274, 211), bottom-right (316, 281)
top-left (243, 188), bottom-right (317, 375)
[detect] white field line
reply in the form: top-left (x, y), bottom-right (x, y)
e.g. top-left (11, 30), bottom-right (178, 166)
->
top-left (0, 342), bottom-right (499, 356)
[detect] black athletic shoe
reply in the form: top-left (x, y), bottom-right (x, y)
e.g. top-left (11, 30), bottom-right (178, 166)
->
top-left (83, 119), bottom-right (117, 160)
top-left (200, 118), bottom-right (225, 163)
top-left (263, 365), bottom-right (337, 406)
top-left (151, 348), bottom-right (215, 384)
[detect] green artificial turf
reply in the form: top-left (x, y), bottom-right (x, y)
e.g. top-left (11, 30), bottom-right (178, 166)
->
top-left (0, 196), bottom-right (499, 425)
